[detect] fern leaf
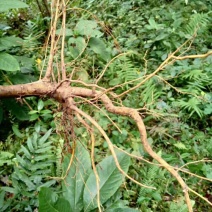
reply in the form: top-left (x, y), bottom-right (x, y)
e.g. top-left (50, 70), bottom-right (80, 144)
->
top-left (185, 13), bottom-right (210, 35)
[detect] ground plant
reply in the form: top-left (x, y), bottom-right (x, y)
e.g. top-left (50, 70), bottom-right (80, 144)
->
top-left (0, 0), bottom-right (212, 211)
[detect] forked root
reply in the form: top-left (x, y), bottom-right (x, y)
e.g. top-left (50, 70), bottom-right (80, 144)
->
top-left (63, 87), bottom-right (193, 212)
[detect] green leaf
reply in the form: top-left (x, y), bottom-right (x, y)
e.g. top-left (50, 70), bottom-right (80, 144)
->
top-left (56, 28), bottom-right (73, 36)
top-left (9, 72), bottom-right (36, 84)
top-left (35, 146), bottom-right (52, 154)
top-left (0, 52), bottom-right (20, 72)
top-left (173, 142), bottom-right (188, 150)
top-left (0, 151), bottom-right (14, 166)
top-left (39, 187), bottom-right (71, 212)
top-left (204, 104), bottom-right (212, 115)
top-left (29, 113), bottom-right (39, 121)
top-left (38, 129), bottom-right (52, 145)
top-left (75, 20), bottom-right (102, 37)
top-left (13, 167), bottom-right (36, 190)
top-left (1, 99), bottom-right (29, 120)
top-left (68, 36), bottom-right (86, 59)
top-left (83, 150), bottom-right (130, 211)
top-left (27, 137), bottom-right (35, 153)
top-left (0, 36), bottom-right (23, 51)
top-left (12, 124), bottom-right (24, 138)
top-left (20, 145), bottom-right (31, 159)
top-left (89, 37), bottom-right (110, 61)
top-left (1, 187), bottom-right (17, 194)
top-left (38, 99), bottom-right (44, 111)
top-left (0, 191), bottom-right (5, 208)
top-left (0, 0), bottom-right (28, 12)
top-left (62, 142), bottom-right (92, 212)
top-left (106, 208), bottom-right (140, 212)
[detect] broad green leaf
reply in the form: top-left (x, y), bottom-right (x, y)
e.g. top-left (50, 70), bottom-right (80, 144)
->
top-left (9, 72), bottom-right (37, 84)
top-left (15, 55), bottom-right (34, 73)
top-left (39, 187), bottom-right (71, 212)
top-left (0, 36), bottom-right (23, 51)
top-left (1, 99), bottom-right (29, 120)
top-left (62, 142), bottom-right (92, 212)
top-left (106, 208), bottom-right (140, 212)
top-left (89, 37), bottom-right (110, 61)
top-left (83, 150), bottom-right (130, 211)
top-left (68, 36), bottom-right (86, 59)
top-left (56, 28), bottom-right (73, 36)
top-left (0, 0), bottom-right (28, 12)
top-left (0, 53), bottom-right (20, 72)
top-left (74, 69), bottom-right (89, 82)
top-left (75, 20), bottom-right (102, 37)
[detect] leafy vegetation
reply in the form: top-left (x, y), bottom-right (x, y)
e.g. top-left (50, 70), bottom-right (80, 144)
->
top-left (0, 0), bottom-right (212, 211)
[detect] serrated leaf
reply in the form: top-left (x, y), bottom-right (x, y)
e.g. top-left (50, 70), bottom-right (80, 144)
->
top-left (83, 150), bottom-right (130, 211)
top-left (62, 142), bottom-right (92, 212)
top-left (0, 0), bottom-right (28, 12)
top-left (0, 52), bottom-right (20, 71)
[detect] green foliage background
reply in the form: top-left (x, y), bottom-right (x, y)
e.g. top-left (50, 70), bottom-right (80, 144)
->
top-left (0, 0), bottom-right (212, 211)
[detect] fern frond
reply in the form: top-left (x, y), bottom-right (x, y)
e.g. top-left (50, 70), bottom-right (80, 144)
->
top-left (185, 13), bottom-right (210, 35)
top-left (22, 21), bottom-right (43, 52)
top-left (140, 78), bottom-right (165, 107)
top-left (176, 97), bottom-right (203, 117)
